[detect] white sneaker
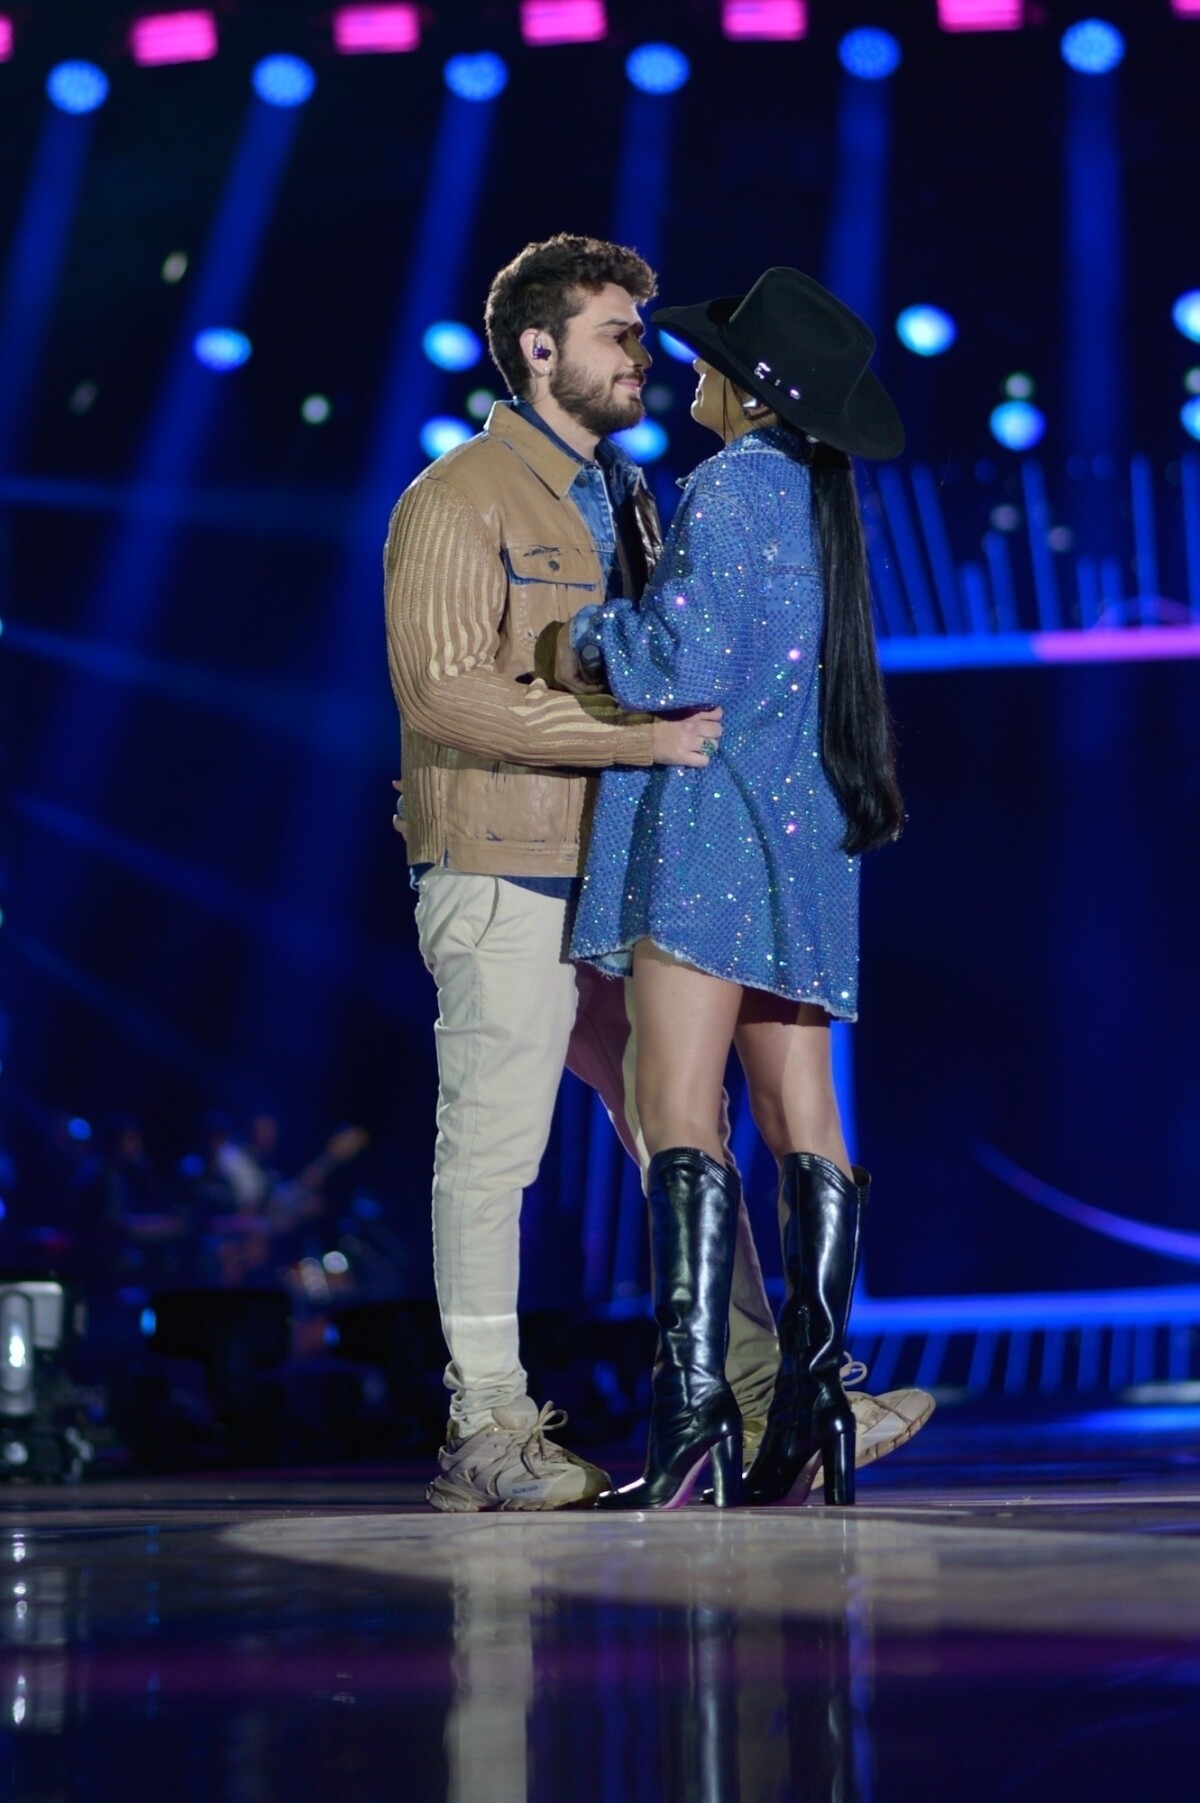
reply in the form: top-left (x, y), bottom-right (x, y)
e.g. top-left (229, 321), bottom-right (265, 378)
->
top-left (739, 1358), bottom-right (933, 1482)
top-left (810, 1359), bottom-right (935, 1485)
top-left (427, 1399), bottom-right (611, 1513)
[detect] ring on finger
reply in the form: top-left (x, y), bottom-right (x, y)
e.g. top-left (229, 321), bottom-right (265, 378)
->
top-left (700, 736), bottom-right (718, 756)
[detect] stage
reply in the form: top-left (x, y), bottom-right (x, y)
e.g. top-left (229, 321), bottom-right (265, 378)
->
top-left (3, 1405), bottom-right (1198, 1801)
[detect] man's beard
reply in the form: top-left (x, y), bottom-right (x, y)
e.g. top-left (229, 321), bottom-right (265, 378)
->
top-left (549, 355), bottom-right (644, 438)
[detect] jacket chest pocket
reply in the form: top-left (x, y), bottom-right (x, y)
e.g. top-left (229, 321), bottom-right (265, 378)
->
top-left (503, 542), bottom-right (600, 638)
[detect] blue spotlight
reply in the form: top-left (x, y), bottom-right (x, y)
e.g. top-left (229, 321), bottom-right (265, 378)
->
top-left (1060, 19), bottom-right (1124, 74)
top-left (1182, 398), bottom-right (1200, 443)
top-left (989, 400), bottom-right (1046, 451)
top-left (46, 61), bottom-right (109, 115)
top-left (1172, 290), bottom-right (1200, 343)
top-left (420, 416), bottom-right (473, 459)
top-left (626, 43), bottom-right (690, 94)
top-left (444, 52), bottom-right (508, 101)
top-left (657, 329), bottom-right (695, 362)
top-left (193, 327), bottom-right (252, 370)
top-left (252, 54), bottom-right (317, 107)
top-left (421, 320), bottom-right (483, 371)
top-left (613, 419), bottom-right (668, 462)
top-left (895, 304), bottom-right (956, 356)
top-left (838, 28), bottom-right (902, 80)
top-left (67, 1117), bottom-right (92, 1142)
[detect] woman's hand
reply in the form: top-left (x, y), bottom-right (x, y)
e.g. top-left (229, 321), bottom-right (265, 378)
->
top-left (650, 708), bottom-right (723, 767)
top-left (391, 778), bottom-right (406, 837)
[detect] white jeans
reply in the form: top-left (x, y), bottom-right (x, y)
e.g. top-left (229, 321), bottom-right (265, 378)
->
top-left (415, 867), bottom-right (778, 1435)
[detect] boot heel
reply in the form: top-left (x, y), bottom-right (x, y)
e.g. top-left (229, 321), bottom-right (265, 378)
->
top-left (709, 1431), bottom-right (743, 1509)
top-left (822, 1427), bottom-right (855, 1506)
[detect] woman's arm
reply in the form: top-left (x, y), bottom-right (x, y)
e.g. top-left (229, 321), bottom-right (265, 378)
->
top-left (576, 459), bottom-right (771, 712)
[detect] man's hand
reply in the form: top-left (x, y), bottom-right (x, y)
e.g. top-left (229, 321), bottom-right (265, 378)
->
top-left (650, 707), bottom-right (724, 767)
top-left (391, 778), bottom-right (406, 837)
top-left (554, 621), bottom-right (605, 694)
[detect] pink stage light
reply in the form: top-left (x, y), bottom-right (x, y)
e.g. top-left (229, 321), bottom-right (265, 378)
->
top-left (332, 5), bottom-right (421, 54)
top-left (520, 2), bottom-right (607, 45)
top-left (129, 10), bottom-right (218, 66)
top-left (1171, 0), bottom-right (1200, 16)
top-left (0, 17), bottom-right (12, 62)
top-left (721, 0), bottom-right (807, 38)
top-left (936, 0), bottom-right (1024, 28)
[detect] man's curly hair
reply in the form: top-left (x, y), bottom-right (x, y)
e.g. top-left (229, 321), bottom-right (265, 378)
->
top-left (485, 234), bottom-right (656, 398)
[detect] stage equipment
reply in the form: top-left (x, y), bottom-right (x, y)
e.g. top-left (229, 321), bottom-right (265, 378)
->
top-left (625, 43), bottom-right (689, 94)
top-left (192, 327), bottom-right (252, 371)
top-left (444, 51), bottom-right (507, 101)
top-left (520, 1), bottom-right (607, 46)
top-left (612, 420), bottom-right (667, 463)
top-left (45, 61), bottom-right (108, 114)
top-left (895, 306), bottom-right (956, 357)
top-left (0, 1278), bottom-right (92, 1481)
top-left (1061, 20), bottom-right (1124, 75)
top-left (722, 1), bottom-right (806, 41)
top-left (420, 417), bottom-right (473, 459)
top-left (130, 11), bottom-right (217, 67)
top-left (838, 28), bottom-right (901, 80)
top-left (422, 322), bottom-right (483, 371)
top-left (333, 5), bottom-right (420, 55)
top-left (1173, 293), bottom-right (1200, 343)
top-left (252, 53), bottom-right (316, 107)
top-left (988, 399), bottom-right (1046, 451)
top-left (938, 0), bottom-right (1025, 28)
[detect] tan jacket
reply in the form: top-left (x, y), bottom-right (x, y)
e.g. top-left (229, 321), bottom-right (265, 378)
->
top-left (384, 404), bottom-right (663, 877)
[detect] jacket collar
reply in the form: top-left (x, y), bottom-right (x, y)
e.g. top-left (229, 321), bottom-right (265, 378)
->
top-left (484, 401), bottom-right (587, 501)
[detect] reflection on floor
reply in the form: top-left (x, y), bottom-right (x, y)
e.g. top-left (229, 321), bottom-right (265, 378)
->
top-left (1, 1405), bottom-right (1198, 1802)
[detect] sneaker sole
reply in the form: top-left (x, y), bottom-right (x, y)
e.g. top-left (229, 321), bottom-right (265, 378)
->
top-left (426, 1468), bottom-right (610, 1514)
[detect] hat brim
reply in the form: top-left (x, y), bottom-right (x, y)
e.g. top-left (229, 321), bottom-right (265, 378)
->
top-left (652, 296), bottom-right (905, 462)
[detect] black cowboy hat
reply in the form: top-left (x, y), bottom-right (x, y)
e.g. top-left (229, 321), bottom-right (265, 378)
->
top-left (652, 266), bottom-right (904, 461)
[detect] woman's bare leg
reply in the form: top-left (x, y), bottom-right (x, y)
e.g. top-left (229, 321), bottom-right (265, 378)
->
top-left (733, 992), bottom-right (851, 1176)
top-left (631, 941), bottom-right (743, 1163)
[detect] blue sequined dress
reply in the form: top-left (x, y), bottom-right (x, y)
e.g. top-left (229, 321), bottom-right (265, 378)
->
top-left (569, 427), bottom-right (860, 1018)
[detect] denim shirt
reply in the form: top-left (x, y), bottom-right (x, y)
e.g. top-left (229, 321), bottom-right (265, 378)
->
top-left (510, 399), bottom-right (643, 603)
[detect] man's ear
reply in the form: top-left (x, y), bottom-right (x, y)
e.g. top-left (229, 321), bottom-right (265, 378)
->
top-left (518, 325), bottom-right (551, 384)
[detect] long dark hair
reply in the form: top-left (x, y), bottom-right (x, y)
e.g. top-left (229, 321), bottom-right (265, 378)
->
top-left (811, 455), bottom-right (904, 855)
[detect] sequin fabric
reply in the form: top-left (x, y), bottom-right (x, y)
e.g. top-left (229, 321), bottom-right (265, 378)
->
top-left (569, 428), bottom-right (860, 1017)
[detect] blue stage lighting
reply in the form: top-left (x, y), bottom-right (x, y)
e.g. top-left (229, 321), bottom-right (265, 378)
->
top-left (613, 420), bottom-right (668, 462)
top-left (838, 28), bottom-right (902, 80)
top-left (252, 54), bottom-right (317, 107)
top-left (1171, 290), bottom-right (1200, 343)
top-left (422, 321), bottom-right (483, 371)
top-left (1182, 398), bottom-right (1200, 442)
top-left (46, 61), bottom-right (110, 114)
top-left (626, 43), bottom-right (691, 93)
top-left (67, 1117), bottom-right (92, 1142)
top-left (989, 400), bottom-right (1046, 451)
top-left (444, 52), bottom-right (508, 101)
top-left (895, 305), bottom-right (956, 357)
top-left (193, 328), bottom-right (252, 371)
top-left (657, 329), bottom-right (695, 363)
top-left (1060, 19), bottom-right (1124, 74)
top-left (420, 416), bottom-right (474, 459)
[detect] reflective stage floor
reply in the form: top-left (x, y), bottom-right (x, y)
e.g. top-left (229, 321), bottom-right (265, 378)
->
top-left (2, 1406), bottom-right (1199, 1802)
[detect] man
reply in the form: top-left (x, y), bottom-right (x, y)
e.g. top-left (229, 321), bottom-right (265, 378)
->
top-left (385, 234), bottom-right (930, 1511)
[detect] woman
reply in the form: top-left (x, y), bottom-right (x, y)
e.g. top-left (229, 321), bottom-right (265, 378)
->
top-left (557, 267), bottom-right (905, 1511)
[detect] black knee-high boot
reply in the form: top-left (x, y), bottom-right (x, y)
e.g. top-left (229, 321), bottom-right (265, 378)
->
top-left (598, 1148), bottom-right (743, 1511)
top-left (742, 1154), bottom-right (867, 1507)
